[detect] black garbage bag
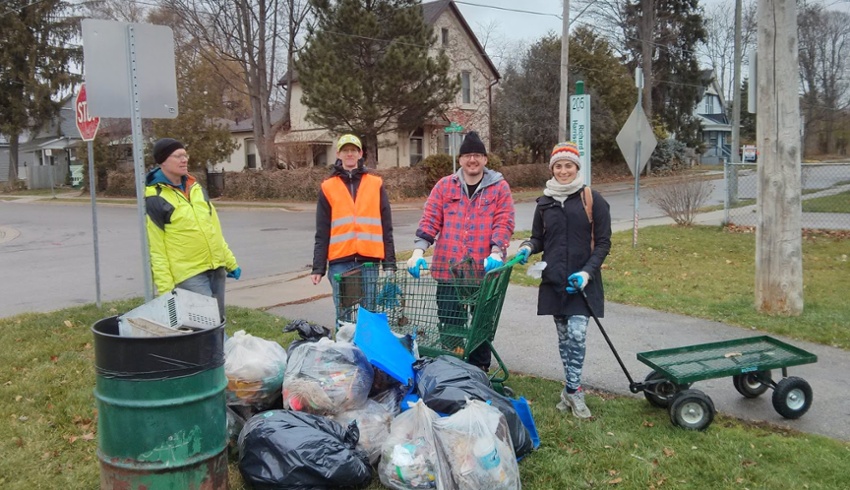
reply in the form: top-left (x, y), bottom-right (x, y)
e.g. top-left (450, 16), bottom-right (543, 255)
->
top-left (414, 355), bottom-right (533, 458)
top-left (283, 319), bottom-right (332, 354)
top-left (238, 410), bottom-right (372, 490)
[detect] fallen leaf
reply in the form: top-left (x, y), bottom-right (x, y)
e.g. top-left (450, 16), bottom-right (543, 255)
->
top-left (663, 447), bottom-right (675, 457)
top-left (691, 446), bottom-right (698, 450)
top-left (623, 271), bottom-right (632, 276)
top-left (50, 355), bottom-right (58, 362)
top-left (83, 343), bottom-right (92, 349)
top-left (607, 432), bottom-right (615, 436)
top-left (81, 433), bottom-right (95, 441)
top-left (742, 459), bottom-right (757, 468)
top-left (608, 470), bottom-right (618, 476)
top-left (15, 395), bottom-right (22, 402)
top-left (604, 445), bottom-right (613, 449)
top-left (736, 477), bottom-right (744, 484)
top-left (64, 320), bottom-right (73, 328)
top-left (726, 259), bottom-right (733, 264)
top-left (18, 415), bottom-right (28, 422)
top-left (67, 435), bottom-right (78, 444)
top-left (15, 437), bottom-right (23, 448)
top-left (643, 420), bottom-right (655, 427)
top-left (608, 477), bottom-right (623, 485)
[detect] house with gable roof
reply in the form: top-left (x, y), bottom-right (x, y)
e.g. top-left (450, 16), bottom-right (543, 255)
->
top-left (275, 0), bottom-right (500, 168)
top-left (695, 70), bottom-right (733, 164)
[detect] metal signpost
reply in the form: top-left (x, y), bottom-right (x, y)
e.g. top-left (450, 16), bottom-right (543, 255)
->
top-left (75, 84), bottom-right (102, 308)
top-left (616, 68), bottom-right (657, 248)
top-left (570, 81), bottom-right (592, 185)
top-left (444, 122), bottom-right (463, 173)
top-left (82, 19), bottom-right (178, 302)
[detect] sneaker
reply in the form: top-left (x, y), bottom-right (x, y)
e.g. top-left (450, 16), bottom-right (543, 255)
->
top-left (557, 388), bottom-right (592, 419)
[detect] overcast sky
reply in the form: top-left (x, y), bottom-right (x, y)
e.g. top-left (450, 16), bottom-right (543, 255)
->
top-left (453, 0), bottom-right (850, 49)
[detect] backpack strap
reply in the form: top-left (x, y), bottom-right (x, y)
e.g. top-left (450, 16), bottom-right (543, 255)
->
top-left (580, 186), bottom-right (595, 252)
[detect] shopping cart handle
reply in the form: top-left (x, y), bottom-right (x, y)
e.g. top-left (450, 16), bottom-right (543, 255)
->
top-left (505, 254), bottom-right (525, 267)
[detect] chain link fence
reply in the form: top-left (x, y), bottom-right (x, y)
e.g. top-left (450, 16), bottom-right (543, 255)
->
top-left (723, 162), bottom-right (850, 230)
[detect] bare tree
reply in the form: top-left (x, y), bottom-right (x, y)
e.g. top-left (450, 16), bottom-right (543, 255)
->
top-left (703, 0), bottom-right (757, 104)
top-left (647, 177), bottom-right (714, 225)
top-left (798, 4), bottom-right (850, 155)
top-left (162, 0), bottom-right (311, 170)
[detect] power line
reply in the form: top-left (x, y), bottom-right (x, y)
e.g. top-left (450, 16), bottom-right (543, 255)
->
top-left (454, 1), bottom-right (562, 19)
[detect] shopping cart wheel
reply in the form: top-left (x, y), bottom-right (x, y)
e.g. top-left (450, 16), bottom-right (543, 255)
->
top-left (772, 377), bottom-right (813, 419)
top-left (669, 389), bottom-right (715, 431)
top-left (732, 370), bottom-right (772, 398)
top-left (501, 386), bottom-right (515, 398)
top-left (643, 370), bottom-right (690, 409)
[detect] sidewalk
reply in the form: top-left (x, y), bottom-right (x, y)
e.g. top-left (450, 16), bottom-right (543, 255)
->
top-left (226, 213), bottom-right (850, 442)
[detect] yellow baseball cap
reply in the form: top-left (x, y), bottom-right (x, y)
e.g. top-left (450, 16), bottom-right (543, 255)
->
top-left (337, 134), bottom-right (362, 152)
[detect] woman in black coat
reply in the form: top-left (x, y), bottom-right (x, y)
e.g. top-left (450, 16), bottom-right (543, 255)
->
top-left (517, 141), bottom-right (611, 418)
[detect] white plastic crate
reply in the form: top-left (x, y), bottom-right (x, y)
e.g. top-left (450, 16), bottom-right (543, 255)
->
top-left (118, 288), bottom-right (222, 337)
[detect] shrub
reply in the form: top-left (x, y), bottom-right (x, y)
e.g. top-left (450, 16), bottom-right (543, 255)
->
top-left (649, 138), bottom-right (689, 174)
top-left (500, 163), bottom-right (550, 190)
top-left (486, 153), bottom-right (503, 172)
top-left (421, 153), bottom-right (455, 185)
top-left (503, 145), bottom-right (533, 166)
top-left (647, 176), bottom-right (715, 225)
top-left (104, 170), bottom-right (136, 197)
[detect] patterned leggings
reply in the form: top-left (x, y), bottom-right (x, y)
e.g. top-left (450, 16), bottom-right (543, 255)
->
top-left (554, 315), bottom-right (589, 392)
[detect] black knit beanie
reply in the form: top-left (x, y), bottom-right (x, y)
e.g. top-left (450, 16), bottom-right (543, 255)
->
top-left (153, 138), bottom-right (185, 164)
top-left (458, 131), bottom-right (486, 156)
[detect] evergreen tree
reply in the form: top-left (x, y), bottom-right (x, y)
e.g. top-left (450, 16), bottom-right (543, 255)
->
top-left (621, 0), bottom-right (707, 147)
top-left (491, 28), bottom-right (634, 166)
top-left (296, 0), bottom-right (459, 167)
top-left (0, 0), bottom-right (80, 189)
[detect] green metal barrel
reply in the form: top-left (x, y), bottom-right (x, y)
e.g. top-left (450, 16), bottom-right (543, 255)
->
top-left (92, 316), bottom-right (228, 489)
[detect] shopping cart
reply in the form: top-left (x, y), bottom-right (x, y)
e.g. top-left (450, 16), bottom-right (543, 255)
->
top-left (334, 255), bottom-right (523, 394)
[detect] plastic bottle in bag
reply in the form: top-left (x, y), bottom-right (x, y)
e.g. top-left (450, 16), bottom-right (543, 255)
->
top-left (473, 436), bottom-right (507, 485)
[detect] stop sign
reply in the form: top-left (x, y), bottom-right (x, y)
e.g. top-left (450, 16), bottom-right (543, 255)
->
top-left (75, 84), bottom-right (100, 141)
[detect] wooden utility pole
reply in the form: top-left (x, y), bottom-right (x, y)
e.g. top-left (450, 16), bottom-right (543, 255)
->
top-left (558, 0), bottom-right (570, 141)
top-left (639, 0), bottom-right (654, 174)
top-left (755, 0), bottom-right (803, 315)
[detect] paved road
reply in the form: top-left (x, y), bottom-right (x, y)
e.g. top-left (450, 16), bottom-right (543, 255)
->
top-left (0, 184), bottom-right (671, 318)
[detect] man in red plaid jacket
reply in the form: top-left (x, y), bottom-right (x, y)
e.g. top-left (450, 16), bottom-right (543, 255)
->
top-left (406, 131), bottom-right (515, 371)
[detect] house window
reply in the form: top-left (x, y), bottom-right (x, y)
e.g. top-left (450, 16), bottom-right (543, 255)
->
top-left (245, 139), bottom-right (257, 169)
top-left (444, 134), bottom-right (451, 154)
top-left (441, 28), bottom-right (449, 46)
top-left (410, 128), bottom-right (424, 166)
top-left (706, 96), bottom-right (714, 113)
top-left (461, 71), bottom-right (471, 104)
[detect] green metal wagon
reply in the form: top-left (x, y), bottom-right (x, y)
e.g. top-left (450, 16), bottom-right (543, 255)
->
top-left (579, 288), bottom-right (818, 431)
top-left (334, 255), bottom-right (523, 394)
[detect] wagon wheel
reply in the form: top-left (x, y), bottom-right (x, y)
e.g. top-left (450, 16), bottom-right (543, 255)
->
top-left (643, 370), bottom-right (690, 409)
top-left (772, 377), bottom-right (813, 419)
top-left (732, 370), bottom-right (772, 398)
top-left (668, 389), bottom-right (715, 431)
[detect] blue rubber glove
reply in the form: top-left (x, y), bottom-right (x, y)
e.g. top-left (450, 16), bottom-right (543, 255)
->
top-left (406, 249), bottom-right (428, 278)
top-left (483, 252), bottom-right (503, 273)
top-left (566, 271), bottom-right (589, 294)
top-left (227, 267), bottom-right (241, 280)
top-left (517, 246), bottom-right (532, 265)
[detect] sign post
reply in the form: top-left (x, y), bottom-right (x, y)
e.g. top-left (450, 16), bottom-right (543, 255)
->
top-left (570, 81), bottom-right (592, 185)
top-left (616, 68), bottom-right (657, 248)
top-left (75, 83), bottom-right (103, 308)
top-left (82, 19), bottom-right (179, 302)
top-left (444, 122), bottom-right (464, 173)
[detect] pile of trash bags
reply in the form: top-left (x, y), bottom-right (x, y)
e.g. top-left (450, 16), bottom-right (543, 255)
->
top-left (226, 311), bottom-right (538, 489)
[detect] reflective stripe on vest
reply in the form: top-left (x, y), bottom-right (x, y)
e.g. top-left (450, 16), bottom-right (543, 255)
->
top-left (322, 173), bottom-right (385, 261)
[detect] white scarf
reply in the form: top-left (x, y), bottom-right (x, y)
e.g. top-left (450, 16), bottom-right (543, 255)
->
top-left (543, 173), bottom-right (585, 203)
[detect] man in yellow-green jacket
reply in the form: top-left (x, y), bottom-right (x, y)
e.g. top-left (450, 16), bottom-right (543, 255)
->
top-left (145, 138), bottom-right (240, 321)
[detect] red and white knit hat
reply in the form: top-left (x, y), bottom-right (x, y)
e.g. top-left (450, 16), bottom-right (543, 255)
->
top-left (549, 141), bottom-right (581, 171)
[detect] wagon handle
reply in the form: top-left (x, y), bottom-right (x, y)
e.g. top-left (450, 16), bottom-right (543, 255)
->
top-left (576, 285), bottom-right (641, 392)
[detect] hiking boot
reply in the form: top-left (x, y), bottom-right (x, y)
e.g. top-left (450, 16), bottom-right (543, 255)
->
top-left (556, 388), bottom-right (592, 419)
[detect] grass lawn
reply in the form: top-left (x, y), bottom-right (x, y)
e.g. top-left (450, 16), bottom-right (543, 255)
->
top-left (512, 225), bottom-right (850, 350)
top-left (1, 301), bottom-right (848, 489)
top-left (802, 190), bottom-right (850, 213)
